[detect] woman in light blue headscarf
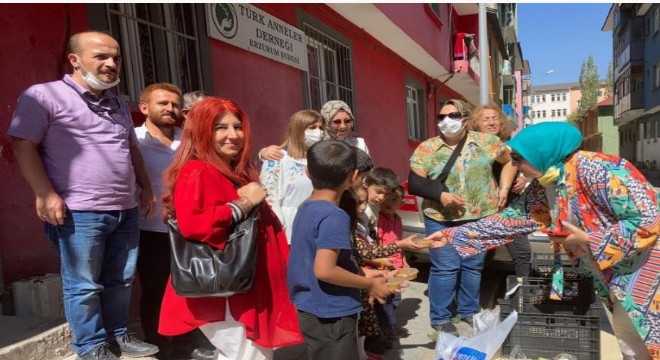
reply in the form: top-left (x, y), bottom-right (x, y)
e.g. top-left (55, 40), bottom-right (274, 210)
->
top-left (426, 122), bottom-right (660, 359)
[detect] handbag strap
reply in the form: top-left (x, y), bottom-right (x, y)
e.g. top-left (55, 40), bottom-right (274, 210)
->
top-left (437, 133), bottom-right (468, 182)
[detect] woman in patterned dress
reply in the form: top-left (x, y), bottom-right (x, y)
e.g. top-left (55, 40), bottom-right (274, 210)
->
top-left (426, 121), bottom-right (660, 359)
top-left (259, 110), bottom-right (324, 243)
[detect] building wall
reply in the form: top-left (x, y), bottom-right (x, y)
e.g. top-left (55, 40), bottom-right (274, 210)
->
top-left (0, 4), bottom-right (90, 286)
top-left (529, 87), bottom-right (571, 123)
top-left (597, 106), bottom-right (619, 156)
top-left (619, 121), bottom-right (637, 162)
top-left (644, 4), bottom-right (660, 112)
top-left (0, 3), bottom-right (466, 285)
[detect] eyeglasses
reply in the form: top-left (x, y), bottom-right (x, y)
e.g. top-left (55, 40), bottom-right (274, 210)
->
top-left (331, 118), bottom-right (353, 126)
top-left (510, 152), bottom-right (524, 163)
top-left (437, 112), bottom-right (462, 121)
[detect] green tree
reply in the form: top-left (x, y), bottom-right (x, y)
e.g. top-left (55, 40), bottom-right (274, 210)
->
top-left (575, 55), bottom-right (599, 119)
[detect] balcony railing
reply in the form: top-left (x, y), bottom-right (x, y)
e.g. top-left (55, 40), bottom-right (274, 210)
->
top-left (615, 91), bottom-right (644, 118)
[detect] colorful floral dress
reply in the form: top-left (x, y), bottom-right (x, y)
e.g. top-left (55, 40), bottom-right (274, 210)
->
top-left (409, 131), bottom-right (508, 222)
top-left (441, 151), bottom-right (660, 356)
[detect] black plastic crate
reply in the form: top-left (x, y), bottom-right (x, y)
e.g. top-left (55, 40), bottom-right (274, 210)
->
top-left (531, 252), bottom-right (583, 276)
top-left (505, 274), bottom-right (595, 315)
top-left (500, 300), bottom-right (601, 360)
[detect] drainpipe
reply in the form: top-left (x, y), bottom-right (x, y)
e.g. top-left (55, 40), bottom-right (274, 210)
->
top-left (479, 3), bottom-right (490, 105)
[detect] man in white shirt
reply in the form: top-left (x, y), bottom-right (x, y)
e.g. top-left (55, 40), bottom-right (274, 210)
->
top-left (135, 83), bottom-right (213, 360)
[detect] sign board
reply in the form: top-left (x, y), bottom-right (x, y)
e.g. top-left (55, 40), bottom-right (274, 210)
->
top-left (206, 3), bottom-right (309, 72)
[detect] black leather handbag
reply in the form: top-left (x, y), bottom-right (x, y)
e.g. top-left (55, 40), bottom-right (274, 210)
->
top-left (167, 205), bottom-right (261, 297)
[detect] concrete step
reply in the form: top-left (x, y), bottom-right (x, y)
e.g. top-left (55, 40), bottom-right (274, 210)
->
top-left (0, 315), bottom-right (72, 360)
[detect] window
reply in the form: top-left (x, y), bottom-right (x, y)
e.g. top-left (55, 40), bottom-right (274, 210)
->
top-left (542, 95), bottom-right (546, 102)
top-left (657, 119), bottom-right (660, 138)
top-left (551, 110), bottom-right (556, 117)
top-left (551, 94), bottom-right (556, 102)
top-left (303, 23), bottom-right (355, 114)
top-left (655, 7), bottom-right (660, 34)
top-left (655, 63), bottom-right (660, 89)
top-left (103, 4), bottom-right (207, 102)
top-left (562, 93), bottom-right (566, 101)
top-left (542, 110), bottom-right (547, 118)
top-left (562, 109), bottom-right (567, 116)
top-left (405, 80), bottom-right (426, 141)
top-left (598, 90), bottom-right (603, 97)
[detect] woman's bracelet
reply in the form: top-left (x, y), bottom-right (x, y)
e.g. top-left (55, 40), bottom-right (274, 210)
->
top-left (232, 196), bottom-right (254, 215)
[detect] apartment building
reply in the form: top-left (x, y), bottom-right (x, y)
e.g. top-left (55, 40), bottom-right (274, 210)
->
top-left (527, 82), bottom-right (574, 124)
top-left (603, 3), bottom-right (660, 167)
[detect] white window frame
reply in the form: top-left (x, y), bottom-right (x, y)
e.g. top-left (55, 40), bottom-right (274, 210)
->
top-left (405, 82), bottom-right (426, 141)
top-left (551, 109), bottom-right (556, 118)
top-left (303, 22), bottom-right (355, 116)
top-left (104, 4), bottom-right (207, 102)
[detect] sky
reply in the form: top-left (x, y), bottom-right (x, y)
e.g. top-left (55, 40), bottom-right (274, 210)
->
top-left (518, 3), bottom-right (613, 86)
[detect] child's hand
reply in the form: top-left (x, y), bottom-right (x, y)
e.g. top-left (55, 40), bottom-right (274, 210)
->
top-left (372, 258), bottom-right (393, 270)
top-left (363, 267), bottom-right (388, 279)
top-left (367, 277), bottom-right (390, 305)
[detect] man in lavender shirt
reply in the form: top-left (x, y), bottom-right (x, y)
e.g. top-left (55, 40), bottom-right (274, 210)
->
top-left (8, 31), bottom-right (159, 360)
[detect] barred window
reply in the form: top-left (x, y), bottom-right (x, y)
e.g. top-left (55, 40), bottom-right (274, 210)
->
top-left (105, 4), bottom-right (206, 102)
top-left (303, 23), bottom-right (354, 117)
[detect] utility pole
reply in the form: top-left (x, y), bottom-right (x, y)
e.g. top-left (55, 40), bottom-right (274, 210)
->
top-left (479, 3), bottom-right (490, 105)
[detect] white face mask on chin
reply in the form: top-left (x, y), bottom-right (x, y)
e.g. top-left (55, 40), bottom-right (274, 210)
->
top-left (437, 117), bottom-right (464, 137)
top-left (304, 129), bottom-right (323, 147)
top-left (78, 62), bottom-right (120, 91)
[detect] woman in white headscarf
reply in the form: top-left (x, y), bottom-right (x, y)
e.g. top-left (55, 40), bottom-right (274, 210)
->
top-left (258, 100), bottom-right (369, 161)
top-left (318, 100), bottom-right (369, 154)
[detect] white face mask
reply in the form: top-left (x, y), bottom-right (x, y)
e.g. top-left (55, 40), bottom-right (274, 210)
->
top-left (77, 61), bottom-right (120, 91)
top-left (304, 129), bottom-right (323, 147)
top-left (437, 116), bottom-right (464, 137)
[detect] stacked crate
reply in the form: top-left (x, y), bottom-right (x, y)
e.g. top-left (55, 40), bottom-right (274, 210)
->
top-left (498, 254), bottom-right (601, 360)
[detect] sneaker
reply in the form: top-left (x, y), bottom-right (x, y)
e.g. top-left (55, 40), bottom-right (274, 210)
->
top-left (114, 333), bottom-right (159, 358)
top-left (432, 322), bottom-right (459, 336)
top-left (78, 344), bottom-right (118, 360)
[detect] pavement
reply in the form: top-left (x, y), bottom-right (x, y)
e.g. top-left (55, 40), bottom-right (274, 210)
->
top-left (1, 263), bottom-right (625, 360)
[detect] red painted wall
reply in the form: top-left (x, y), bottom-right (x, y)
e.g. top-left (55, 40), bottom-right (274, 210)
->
top-left (0, 3), bottom-right (466, 286)
top-left (376, 4), bottom-right (453, 73)
top-left (0, 4), bottom-right (89, 286)
top-left (210, 4), bottom-right (462, 179)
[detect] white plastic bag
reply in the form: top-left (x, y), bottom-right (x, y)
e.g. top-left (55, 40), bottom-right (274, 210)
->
top-left (435, 310), bottom-right (518, 360)
top-left (473, 307), bottom-right (501, 335)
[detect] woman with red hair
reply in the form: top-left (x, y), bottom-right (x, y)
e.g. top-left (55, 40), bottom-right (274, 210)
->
top-left (159, 98), bottom-right (303, 359)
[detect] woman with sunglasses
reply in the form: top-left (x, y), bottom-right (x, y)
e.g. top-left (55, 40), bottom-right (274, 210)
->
top-left (424, 121), bottom-right (660, 359)
top-left (407, 99), bottom-right (517, 336)
top-left (258, 100), bottom-right (369, 161)
top-left (318, 100), bottom-right (369, 154)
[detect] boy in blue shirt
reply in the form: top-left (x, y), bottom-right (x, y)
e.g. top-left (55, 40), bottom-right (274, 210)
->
top-left (288, 140), bottom-right (391, 360)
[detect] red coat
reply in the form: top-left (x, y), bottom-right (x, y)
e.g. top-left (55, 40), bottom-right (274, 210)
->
top-left (158, 160), bottom-right (303, 348)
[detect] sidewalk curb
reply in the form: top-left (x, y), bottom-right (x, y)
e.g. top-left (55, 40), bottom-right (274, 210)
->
top-left (0, 320), bottom-right (72, 360)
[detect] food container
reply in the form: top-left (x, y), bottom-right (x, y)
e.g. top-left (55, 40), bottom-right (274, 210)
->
top-left (394, 267), bottom-right (419, 281)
